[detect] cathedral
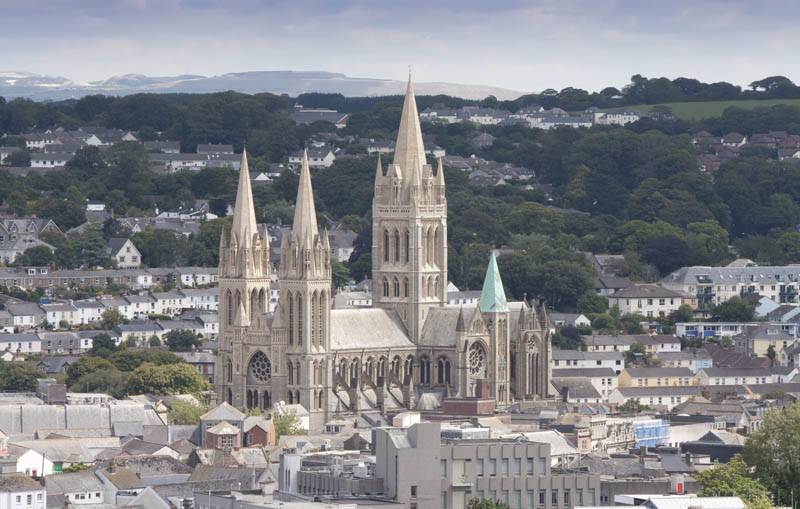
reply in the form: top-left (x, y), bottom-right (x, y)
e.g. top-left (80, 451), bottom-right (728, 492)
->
top-left (215, 77), bottom-right (553, 429)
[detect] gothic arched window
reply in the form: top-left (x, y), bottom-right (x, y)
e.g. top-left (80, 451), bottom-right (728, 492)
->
top-left (404, 230), bottom-right (410, 263)
top-left (383, 278), bottom-right (389, 297)
top-left (403, 278), bottom-right (409, 298)
top-left (287, 291), bottom-right (294, 345)
top-left (383, 229), bottom-right (390, 262)
top-left (226, 290), bottom-right (233, 325)
top-left (394, 230), bottom-right (400, 262)
top-left (297, 293), bottom-right (304, 346)
top-left (393, 278), bottom-right (400, 297)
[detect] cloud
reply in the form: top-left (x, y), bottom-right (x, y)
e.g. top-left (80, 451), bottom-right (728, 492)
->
top-left (0, 0), bottom-right (798, 92)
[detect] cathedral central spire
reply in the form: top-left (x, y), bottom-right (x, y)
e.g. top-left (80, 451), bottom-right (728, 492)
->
top-left (231, 148), bottom-right (258, 246)
top-left (292, 149), bottom-right (319, 245)
top-left (393, 76), bottom-right (426, 188)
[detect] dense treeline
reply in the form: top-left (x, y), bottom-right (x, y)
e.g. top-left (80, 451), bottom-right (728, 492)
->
top-left (5, 81), bottom-right (800, 310)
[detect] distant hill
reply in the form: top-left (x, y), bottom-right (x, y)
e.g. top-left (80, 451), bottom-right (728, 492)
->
top-left (0, 70), bottom-right (526, 101)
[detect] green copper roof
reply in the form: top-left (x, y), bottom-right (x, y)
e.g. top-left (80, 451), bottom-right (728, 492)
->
top-left (479, 252), bottom-right (508, 313)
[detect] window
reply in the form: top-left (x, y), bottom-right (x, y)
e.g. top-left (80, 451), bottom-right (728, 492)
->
top-left (539, 490), bottom-right (546, 506)
top-left (441, 492), bottom-right (447, 509)
top-left (489, 458), bottom-right (497, 476)
top-left (515, 458), bottom-right (521, 475)
top-left (526, 458), bottom-right (533, 474)
top-left (15, 496), bottom-right (20, 503)
top-left (552, 490), bottom-right (559, 506)
top-left (564, 490), bottom-right (570, 506)
top-left (411, 485), bottom-right (417, 497)
top-left (511, 491), bottom-right (521, 508)
top-left (27, 494), bottom-right (32, 504)
top-left (440, 459), bottom-right (447, 477)
top-left (477, 459), bottom-right (484, 477)
top-left (501, 458), bottom-right (509, 475)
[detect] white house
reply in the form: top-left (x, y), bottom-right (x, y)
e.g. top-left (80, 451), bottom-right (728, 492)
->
top-left (40, 302), bottom-right (79, 328)
top-left (44, 471), bottom-right (106, 507)
top-left (696, 367), bottom-right (798, 386)
top-left (0, 474), bottom-right (45, 509)
top-left (107, 238), bottom-right (141, 269)
top-left (608, 386), bottom-right (705, 411)
top-left (179, 288), bottom-right (219, 311)
top-left (288, 148), bottom-right (335, 169)
top-left (551, 350), bottom-right (625, 373)
top-left (608, 284), bottom-right (695, 318)
top-left (0, 334), bottom-right (41, 356)
top-left (29, 152), bottom-right (73, 168)
top-left (552, 367), bottom-right (618, 400)
top-left (151, 290), bottom-right (189, 316)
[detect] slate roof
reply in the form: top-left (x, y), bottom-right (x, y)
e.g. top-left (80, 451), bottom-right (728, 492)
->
top-left (200, 402), bottom-right (245, 422)
top-left (611, 284), bottom-right (687, 299)
top-left (552, 379), bottom-right (602, 400)
top-left (45, 470), bottom-right (103, 494)
top-left (624, 367), bottom-right (695, 378)
top-left (330, 308), bottom-right (414, 351)
top-left (552, 350), bottom-right (624, 361)
top-left (0, 474), bottom-right (43, 491)
top-left (419, 307), bottom-right (463, 347)
top-left (552, 368), bottom-right (617, 378)
top-left (616, 386), bottom-right (705, 397)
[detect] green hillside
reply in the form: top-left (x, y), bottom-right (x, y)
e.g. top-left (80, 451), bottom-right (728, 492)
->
top-left (605, 98), bottom-right (800, 120)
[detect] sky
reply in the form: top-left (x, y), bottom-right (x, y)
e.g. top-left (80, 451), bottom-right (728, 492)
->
top-left (1, 0), bottom-right (799, 93)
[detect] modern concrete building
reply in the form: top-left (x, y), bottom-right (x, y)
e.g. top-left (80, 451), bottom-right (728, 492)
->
top-left (374, 422), bottom-right (600, 509)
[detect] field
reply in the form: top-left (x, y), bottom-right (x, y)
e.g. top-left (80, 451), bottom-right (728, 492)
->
top-left (604, 98), bottom-right (800, 120)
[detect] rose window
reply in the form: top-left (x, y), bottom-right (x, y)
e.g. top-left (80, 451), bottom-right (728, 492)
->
top-left (248, 351), bottom-right (272, 382)
top-left (468, 343), bottom-right (486, 378)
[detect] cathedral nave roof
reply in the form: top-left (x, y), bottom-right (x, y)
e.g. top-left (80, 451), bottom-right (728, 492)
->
top-left (330, 308), bottom-right (415, 351)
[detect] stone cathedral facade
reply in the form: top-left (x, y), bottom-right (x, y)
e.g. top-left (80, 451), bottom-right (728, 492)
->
top-left (216, 78), bottom-right (553, 429)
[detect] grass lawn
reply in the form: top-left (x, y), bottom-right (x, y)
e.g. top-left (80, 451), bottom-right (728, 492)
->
top-left (603, 98), bottom-right (800, 120)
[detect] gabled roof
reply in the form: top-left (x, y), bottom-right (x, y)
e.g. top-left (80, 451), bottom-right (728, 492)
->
top-left (200, 402), bottom-right (246, 422)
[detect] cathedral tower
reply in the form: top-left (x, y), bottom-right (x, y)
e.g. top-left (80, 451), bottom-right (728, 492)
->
top-left (216, 149), bottom-right (281, 410)
top-left (277, 150), bottom-right (332, 424)
top-left (372, 77), bottom-right (447, 342)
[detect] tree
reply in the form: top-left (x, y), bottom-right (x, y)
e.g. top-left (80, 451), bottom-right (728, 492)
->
top-left (618, 399), bottom-right (650, 413)
top-left (89, 333), bottom-right (118, 358)
top-left (669, 304), bottom-right (694, 323)
top-left (743, 403), bottom-right (800, 505)
top-left (100, 309), bottom-right (125, 330)
top-left (696, 457), bottom-right (772, 508)
top-left (331, 259), bottom-right (351, 289)
top-left (766, 345), bottom-right (777, 366)
top-left (126, 362), bottom-right (211, 395)
top-left (624, 342), bottom-right (647, 365)
top-left (577, 292), bottom-right (608, 314)
top-left (66, 357), bottom-right (116, 386)
top-left (62, 463), bottom-right (92, 473)
top-left (552, 326), bottom-right (584, 350)
top-left (0, 362), bottom-right (40, 391)
top-left (13, 245), bottom-right (55, 267)
top-left (711, 297), bottom-right (754, 322)
top-left (71, 368), bottom-right (129, 398)
top-left (273, 411), bottom-right (305, 439)
top-left (148, 336), bottom-right (161, 347)
top-left (164, 330), bottom-right (202, 352)
top-left (467, 498), bottom-right (510, 509)
top-left (641, 235), bottom-right (690, 275)
top-left (109, 350), bottom-right (183, 372)
top-left (168, 400), bottom-right (206, 425)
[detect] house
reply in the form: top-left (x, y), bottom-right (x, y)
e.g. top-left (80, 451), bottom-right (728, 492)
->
top-left (288, 147), bottom-right (336, 169)
top-left (178, 288), bottom-right (219, 311)
top-left (0, 474), bottom-right (44, 509)
top-left (365, 139), bottom-right (396, 154)
top-left (152, 290), bottom-right (188, 316)
top-left (592, 275), bottom-right (633, 296)
top-left (142, 140), bottom-right (181, 153)
top-left (551, 378), bottom-right (603, 404)
top-left (38, 332), bottom-right (82, 355)
top-left (696, 366), bottom-right (798, 386)
top-left (107, 238), bottom-right (142, 269)
top-left (0, 333), bottom-right (41, 357)
top-left (290, 108), bottom-right (349, 128)
top-left (327, 228), bottom-right (358, 263)
top-left (40, 301), bottom-right (79, 328)
top-left (608, 284), bottom-right (695, 318)
top-left (618, 367), bottom-right (696, 388)
top-left (733, 323), bottom-right (795, 357)
top-left (10, 439), bottom-right (94, 476)
top-left (196, 143), bottom-right (234, 154)
top-left (552, 367), bottom-right (618, 399)
top-left (549, 313), bottom-right (591, 329)
top-left (654, 351), bottom-right (713, 373)
top-left (29, 151), bottom-right (73, 168)
top-left (609, 386), bottom-right (705, 411)
top-left (583, 334), bottom-right (681, 353)
top-left (44, 470), bottom-right (106, 506)
top-left (551, 350), bottom-right (625, 373)
top-left (147, 152), bottom-right (241, 172)
top-left (721, 132), bottom-right (747, 147)
top-left (5, 302), bottom-right (45, 329)
top-left (175, 351), bottom-right (216, 383)
top-left (661, 265), bottom-right (800, 308)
